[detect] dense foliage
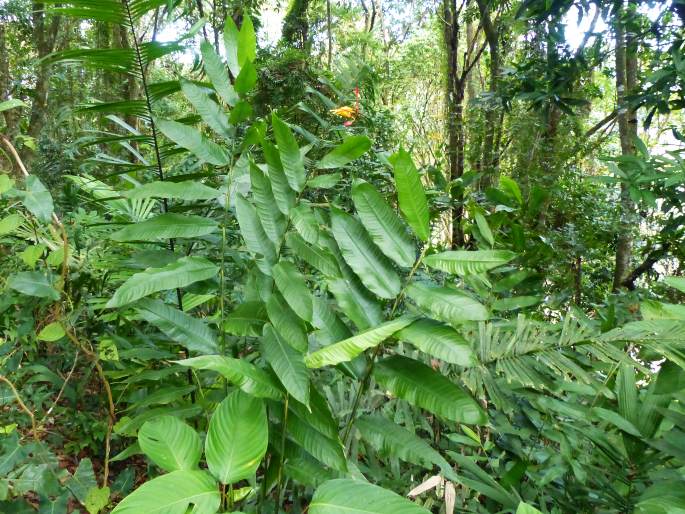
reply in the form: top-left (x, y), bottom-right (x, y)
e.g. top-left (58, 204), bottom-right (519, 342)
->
top-left (1, 0), bottom-right (685, 512)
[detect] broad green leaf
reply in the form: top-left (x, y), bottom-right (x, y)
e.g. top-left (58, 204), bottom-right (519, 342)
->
top-left (285, 233), bottom-right (340, 277)
top-left (311, 296), bottom-right (352, 343)
top-left (273, 407), bottom-right (347, 471)
top-left (317, 135), bottom-right (371, 169)
top-left (352, 180), bottom-right (415, 268)
top-left (262, 324), bottom-right (310, 407)
top-left (123, 180), bottom-right (221, 201)
top-left (106, 256), bottom-right (218, 308)
top-left (224, 301), bottom-right (268, 336)
top-left (356, 415), bottom-right (450, 471)
top-left (474, 212), bottom-right (494, 247)
top-left (424, 250), bottom-right (516, 276)
top-left (262, 140), bottom-right (296, 214)
top-left (156, 119), bottom-right (230, 166)
top-left (237, 15), bottom-right (256, 65)
top-left (406, 282), bottom-right (489, 323)
top-left (267, 293), bottom-right (309, 353)
top-left (272, 261), bottom-right (313, 322)
top-left (330, 207), bottom-right (401, 299)
top-left (20, 244), bottom-right (46, 268)
top-left (290, 387), bottom-right (339, 440)
top-left (516, 503), bottom-right (543, 514)
top-left (111, 213), bottom-right (218, 242)
top-left (206, 391), bottom-right (268, 484)
top-left (7, 271), bottom-right (59, 300)
top-left (305, 317), bottom-right (414, 368)
top-left (223, 17), bottom-right (241, 76)
top-left (389, 149), bottom-right (429, 241)
top-left (492, 296), bottom-right (541, 311)
top-left (37, 322), bottom-right (65, 342)
top-left (0, 174), bottom-right (14, 194)
top-left (310, 479), bottom-right (430, 514)
top-left (374, 355), bottom-right (486, 424)
top-left (290, 203), bottom-right (320, 244)
top-left (0, 213), bottom-right (21, 236)
top-left (110, 470), bottom-right (219, 514)
top-left (307, 173), bottom-right (341, 189)
top-left (271, 113), bottom-right (305, 192)
top-left (327, 275), bottom-right (382, 330)
top-left (641, 300), bottom-right (685, 320)
top-left (234, 194), bottom-right (276, 274)
top-left (138, 416), bottom-right (202, 472)
top-left (136, 299), bottom-right (218, 354)
top-left (0, 98), bottom-right (27, 112)
top-left (250, 163), bottom-right (286, 243)
top-left (20, 176), bottom-right (54, 223)
top-left (591, 407), bottom-right (642, 437)
top-left (664, 276), bottom-right (685, 294)
top-left (176, 355), bottom-right (282, 399)
top-left (200, 41), bottom-right (238, 106)
top-left (234, 60), bottom-right (257, 95)
top-left (181, 80), bottom-right (231, 137)
top-left (85, 486), bottom-right (110, 514)
top-left (398, 318), bottom-right (476, 366)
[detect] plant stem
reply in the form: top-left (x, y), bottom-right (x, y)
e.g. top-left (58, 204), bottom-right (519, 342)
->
top-left (274, 394), bottom-right (289, 514)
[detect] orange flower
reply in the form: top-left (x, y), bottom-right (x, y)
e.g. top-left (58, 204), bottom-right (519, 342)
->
top-left (330, 105), bottom-right (357, 119)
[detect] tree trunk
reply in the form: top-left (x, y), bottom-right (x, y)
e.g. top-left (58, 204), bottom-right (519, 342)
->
top-left (326, 0), bottom-right (332, 69)
top-left (613, 0), bottom-right (638, 291)
top-left (443, 0), bottom-right (465, 248)
top-left (475, 0), bottom-right (500, 189)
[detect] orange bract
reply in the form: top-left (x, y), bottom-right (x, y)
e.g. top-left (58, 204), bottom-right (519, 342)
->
top-left (330, 105), bottom-right (358, 119)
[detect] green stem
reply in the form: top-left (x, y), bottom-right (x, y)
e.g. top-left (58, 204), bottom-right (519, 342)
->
top-left (274, 394), bottom-right (289, 514)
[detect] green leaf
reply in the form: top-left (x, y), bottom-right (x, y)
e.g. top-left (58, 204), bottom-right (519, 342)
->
top-left (305, 317), bottom-right (414, 368)
top-left (307, 173), bottom-right (341, 189)
top-left (591, 407), bottom-right (642, 437)
top-left (106, 256), bottom-right (218, 308)
top-left (266, 293), bottom-right (309, 353)
top-left (389, 149), bottom-right (429, 241)
top-left (20, 176), bottom-right (54, 223)
top-left (136, 299), bottom-right (218, 354)
top-left (200, 41), bottom-right (238, 106)
top-left (516, 503), bottom-right (543, 514)
top-left (0, 213), bottom-right (21, 236)
top-left (181, 80), bottom-right (231, 136)
top-left (290, 203), bottom-right (320, 244)
top-left (664, 276), bottom-right (685, 294)
top-left (206, 391), bottom-right (268, 485)
top-left (37, 322), bottom-right (65, 342)
top-left (123, 180), bottom-right (221, 201)
top-left (224, 301), bottom-right (268, 337)
top-left (111, 213), bottom-right (218, 242)
top-left (156, 119), bottom-right (230, 165)
top-left (20, 244), bottom-right (46, 268)
top-left (352, 180), bottom-right (416, 268)
top-left (110, 470), bottom-right (220, 514)
top-left (374, 355), bottom-right (486, 424)
top-left (285, 233), bottom-right (340, 277)
top-left (397, 318), bottom-right (476, 366)
top-left (235, 194), bottom-right (276, 274)
top-left (138, 416), bottom-right (202, 472)
top-left (84, 486), bottom-right (110, 514)
top-left (423, 250), bottom-right (516, 276)
top-left (262, 140), bottom-right (296, 214)
top-left (249, 163), bottom-right (286, 244)
top-left (176, 355), bottom-right (282, 399)
top-left (271, 113), bottom-right (306, 192)
top-left (7, 271), bottom-right (59, 300)
top-left (262, 324), bottom-right (310, 407)
top-left (356, 415), bottom-right (450, 471)
top-left (330, 207), bottom-right (401, 299)
top-left (492, 296), bottom-right (541, 311)
top-left (223, 17), bottom-right (241, 76)
top-left (272, 261), bottom-right (313, 322)
top-left (406, 282), bottom-right (489, 323)
top-left (0, 98), bottom-right (27, 112)
top-left (0, 173), bottom-right (14, 195)
top-left (474, 212), bottom-right (494, 247)
top-left (237, 15), bottom-right (256, 65)
top-left (317, 135), bottom-right (372, 169)
top-left (310, 479), bottom-right (430, 514)
top-left (234, 60), bottom-right (257, 95)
